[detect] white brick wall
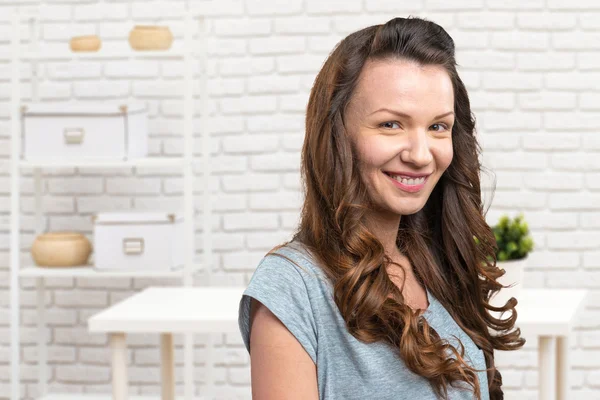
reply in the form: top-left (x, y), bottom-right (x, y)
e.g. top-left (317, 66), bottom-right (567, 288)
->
top-left (1, 0), bottom-right (599, 399)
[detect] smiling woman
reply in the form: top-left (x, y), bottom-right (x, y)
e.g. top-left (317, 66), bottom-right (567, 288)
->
top-left (238, 15), bottom-right (525, 400)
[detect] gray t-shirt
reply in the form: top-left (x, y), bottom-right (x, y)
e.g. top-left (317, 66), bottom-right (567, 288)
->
top-left (238, 241), bottom-right (489, 400)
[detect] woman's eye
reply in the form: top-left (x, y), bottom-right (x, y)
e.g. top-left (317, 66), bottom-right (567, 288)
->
top-left (431, 123), bottom-right (450, 132)
top-left (380, 121), bottom-right (401, 129)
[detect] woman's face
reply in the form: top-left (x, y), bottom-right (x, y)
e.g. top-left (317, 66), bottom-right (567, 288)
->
top-left (345, 59), bottom-right (455, 217)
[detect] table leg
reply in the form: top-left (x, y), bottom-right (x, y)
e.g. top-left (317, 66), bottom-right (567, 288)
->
top-left (185, 333), bottom-right (194, 400)
top-left (557, 335), bottom-right (570, 400)
top-left (110, 333), bottom-right (128, 400)
top-left (161, 333), bottom-right (175, 400)
top-left (539, 336), bottom-right (557, 400)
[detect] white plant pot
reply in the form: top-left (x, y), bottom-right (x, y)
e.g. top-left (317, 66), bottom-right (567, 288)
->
top-left (489, 257), bottom-right (527, 309)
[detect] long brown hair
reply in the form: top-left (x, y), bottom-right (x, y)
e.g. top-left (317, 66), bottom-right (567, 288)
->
top-left (267, 16), bottom-right (525, 399)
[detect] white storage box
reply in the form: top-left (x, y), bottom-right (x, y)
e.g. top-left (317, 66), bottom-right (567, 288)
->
top-left (21, 102), bottom-right (148, 161)
top-left (92, 212), bottom-right (184, 271)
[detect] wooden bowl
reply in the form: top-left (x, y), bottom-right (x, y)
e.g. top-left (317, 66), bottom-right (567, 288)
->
top-left (31, 232), bottom-right (92, 267)
top-left (70, 35), bottom-right (102, 52)
top-left (128, 25), bottom-right (173, 51)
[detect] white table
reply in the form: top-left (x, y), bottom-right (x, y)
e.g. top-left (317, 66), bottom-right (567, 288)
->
top-left (88, 286), bottom-right (246, 400)
top-left (497, 288), bottom-right (588, 400)
top-left (88, 286), bottom-right (587, 400)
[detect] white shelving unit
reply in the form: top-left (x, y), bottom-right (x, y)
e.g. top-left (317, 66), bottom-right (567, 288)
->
top-left (18, 266), bottom-right (190, 279)
top-left (35, 396), bottom-right (207, 400)
top-left (19, 157), bottom-right (186, 169)
top-left (9, 7), bottom-right (212, 400)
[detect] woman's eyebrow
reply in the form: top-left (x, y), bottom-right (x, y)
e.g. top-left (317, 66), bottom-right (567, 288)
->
top-left (368, 108), bottom-right (454, 120)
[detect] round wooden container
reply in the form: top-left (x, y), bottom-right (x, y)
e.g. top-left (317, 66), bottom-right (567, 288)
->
top-left (128, 25), bottom-right (173, 51)
top-left (31, 232), bottom-right (92, 267)
top-left (69, 35), bottom-right (102, 52)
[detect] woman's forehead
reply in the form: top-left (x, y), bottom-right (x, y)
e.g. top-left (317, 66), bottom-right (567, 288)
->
top-left (353, 59), bottom-right (454, 116)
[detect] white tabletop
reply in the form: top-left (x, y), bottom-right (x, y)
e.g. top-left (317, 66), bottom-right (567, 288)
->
top-left (502, 288), bottom-right (588, 337)
top-left (88, 286), bottom-right (588, 338)
top-left (88, 286), bottom-right (246, 334)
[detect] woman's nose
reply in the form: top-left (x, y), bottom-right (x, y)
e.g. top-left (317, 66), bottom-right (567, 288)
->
top-left (400, 130), bottom-right (434, 167)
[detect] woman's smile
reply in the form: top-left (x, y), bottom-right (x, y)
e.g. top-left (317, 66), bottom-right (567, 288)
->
top-left (383, 171), bottom-right (429, 193)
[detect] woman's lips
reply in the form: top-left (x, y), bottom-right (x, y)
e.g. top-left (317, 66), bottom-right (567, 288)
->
top-left (384, 171), bottom-right (428, 193)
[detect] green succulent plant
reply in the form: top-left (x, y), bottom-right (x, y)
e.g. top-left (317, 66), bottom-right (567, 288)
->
top-left (474, 213), bottom-right (534, 262)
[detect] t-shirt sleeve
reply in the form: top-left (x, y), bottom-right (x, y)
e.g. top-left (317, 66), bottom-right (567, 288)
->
top-left (238, 253), bottom-right (318, 364)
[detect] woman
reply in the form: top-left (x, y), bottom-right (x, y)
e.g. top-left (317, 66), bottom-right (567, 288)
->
top-left (238, 16), bottom-right (525, 400)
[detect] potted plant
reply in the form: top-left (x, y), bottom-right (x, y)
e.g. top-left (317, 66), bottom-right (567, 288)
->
top-left (476, 213), bottom-right (535, 308)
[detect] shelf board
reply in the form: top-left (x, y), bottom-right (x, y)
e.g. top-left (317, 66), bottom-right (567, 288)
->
top-left (19, 265), bottom-right (197, 279)
top-left (19, 157), bottom-right (186, 169)
top-left (37, 394), bottom-right (207, 400)
top-left (22, 49), bottom-right (189, 61)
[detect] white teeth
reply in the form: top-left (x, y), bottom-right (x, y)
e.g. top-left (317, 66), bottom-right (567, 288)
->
top-left (389, 174), bottom-right (426, 185)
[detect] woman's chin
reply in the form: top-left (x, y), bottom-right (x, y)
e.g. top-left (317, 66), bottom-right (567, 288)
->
top-left (388, 202), bottom-right (425, 216)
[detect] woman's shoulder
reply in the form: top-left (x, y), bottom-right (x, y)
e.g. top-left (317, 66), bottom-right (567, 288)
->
top-left (238, 239), bottom-right (325, 364)
top-left (256, 239), bottom-right (329, 285)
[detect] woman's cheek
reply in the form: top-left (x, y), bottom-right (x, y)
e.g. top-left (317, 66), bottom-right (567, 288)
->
top-left (437, 141), bottom-right (454, 170)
